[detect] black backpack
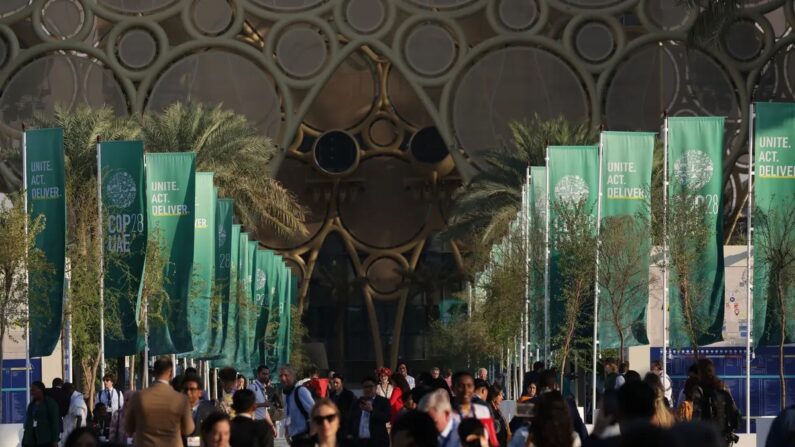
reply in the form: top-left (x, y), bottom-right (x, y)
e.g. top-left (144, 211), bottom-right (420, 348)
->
top-left (697, 386), bottom-right (740, 440)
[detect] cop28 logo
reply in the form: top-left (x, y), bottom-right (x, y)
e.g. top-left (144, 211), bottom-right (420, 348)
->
top-left (105, 171), bottom-right (137, 208)
top-left (256, 269), bottom-right (267, 290)
top-left (554, 175), bottom-right (589, 204)
top-left (217, 224), bottom-right (227, 247)
top-left (673, 150), bottom-right (714, 190)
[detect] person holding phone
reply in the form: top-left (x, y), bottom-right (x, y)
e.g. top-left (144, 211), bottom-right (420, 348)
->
top-left (344, 377), bottom-right (391, 447)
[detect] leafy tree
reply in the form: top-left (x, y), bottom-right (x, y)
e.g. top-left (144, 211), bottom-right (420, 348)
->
top-left (657, 187), bottom-right (713, 356)
top-left (32, 106), bottom-right (139, 407)
top-left (447, 116), bottom-right (595, 249)
top-left (140, 103), bottom-right (307, 239)
top-left (551, 200), bottom-right (596, 385)
top-left (598, 214), bottom-right (653, 363)
top-left (754, 198), bottom-right (795, 408)
top-left (0, 193), bottom-right (52, 420)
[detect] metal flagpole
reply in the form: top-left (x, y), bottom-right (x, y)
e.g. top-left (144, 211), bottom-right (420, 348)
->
top-left (23, 125), bottom-right (31, 407)
top-left (142, 154), bottom-right (149, 388)
top-left (97, 138), bottom-right (106, 380)
top-left (662, 113), bottom-right (670, 381)
top-left (524, 167), bottom-right (531, 373)
top-left (745, 103), bottom-right (754, 433)
top-left (592, 131), bottom-right (604, 422)
top-left (544, 145), bottom-right (551, 365)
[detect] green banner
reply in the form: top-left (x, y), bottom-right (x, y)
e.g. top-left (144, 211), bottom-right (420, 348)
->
top-left (188, 172), bottom-right (215, 357)
top-left (598, 132), bottom-right (654, 349)
top-left (667, 117), bottom-right (725, 347)
top-left (528, 166), bottom-right (547, 351)
top-left (252, 249), bottom-right (274, 368)
top-left (145, 152), bottom-right (196, 355)
top-left (753, 102), bottom-right (795, 347)
top-left (208, 195), bottom-right (232, 359)
top-left (548, 145), bottom-right (599, 345)
top-left (25, 128), bottom-right (66, 357)
top-left (99, 141), bottom-right (146, 358)
top-left (234, 232), bottom-right (252, 373)
top-left (212, 223), bottom-right (240, 368)
top-left (278, 261), bottom-right (294, 368)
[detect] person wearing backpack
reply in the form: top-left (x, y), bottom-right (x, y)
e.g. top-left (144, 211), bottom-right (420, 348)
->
top-left (694, 358), bottom-right (740, 446)
top-left (279, 364), bottom-right (315, 445)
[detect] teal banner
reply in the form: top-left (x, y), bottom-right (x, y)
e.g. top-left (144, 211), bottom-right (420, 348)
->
top-left (212, 223), bottom-right (240, 368)
top-left (528, 166), bottom-right (547, 350)
top-left (233, 232), bottom-right (252, 373)
top-left (145, 152), bottom-right (196, 355)
top-left (208, 194), bottom-right (232, 359)
top-left (188, 172), bottom-right (215, 357)
top-left (25, 128), bottom-right (66, 357)
top-left (598, 132), bottom-right (655, 349)
top-left (753, 102), bottom-right (795, 347)
top-left (547, 145), bottom-right (599, 342)
top-left (252, 249), bottom-right (274, 368)
top-left (667, 117), bottom-right (725, 347)
top-left (99, 141), bottom-right (146, 358)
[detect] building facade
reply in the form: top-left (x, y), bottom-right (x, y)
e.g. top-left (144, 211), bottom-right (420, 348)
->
top-left (0, 0), bottom-right (792, 373)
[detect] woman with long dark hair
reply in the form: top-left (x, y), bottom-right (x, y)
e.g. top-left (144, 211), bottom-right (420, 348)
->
top-left (487, 385), bottom-right (510, 446)
top-left (528, 391), bottom-right (577, 447)
top-left (696, 358), bottom-right (740, 446)
top-left (389, 373), bottom-right (411, 425)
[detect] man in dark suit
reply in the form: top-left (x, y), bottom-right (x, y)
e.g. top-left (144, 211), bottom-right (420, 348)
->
top-left (125, 356), bottom-right (194, 447)
top-left (344, 376), bottom-right (391, 447)
top-left (229, 388), bottom-right (275, 447)
top-left (182, 374), bottom-right (216, 446)
top-left (329, 374), bottom-right (355, 429)
top-left (46, 377), bottom-right (69, 419)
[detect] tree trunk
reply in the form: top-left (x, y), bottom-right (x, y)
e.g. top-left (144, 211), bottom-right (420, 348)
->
top-left (129, 356), bottom-right (136, 391)
top-left (618, 331), bottom-right (625, 365)
top-left (778, 281), bottom-right (787, 409)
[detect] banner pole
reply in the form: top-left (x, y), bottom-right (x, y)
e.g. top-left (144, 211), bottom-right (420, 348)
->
top-left (745, 103), bottom-right (754, 433)
top-left (142, 154), bottom-right (149, 388)
top-left (662, 113), bottom-right (670, 380)
top-left (544, 146), bottom-right (551, 365)
top-left (23, 125), bottom-right (31, 407)
top-left (525, 167), bottom-right (530, 373)
top-left (593, 132), bottom-right (604, 422)
top-left (97, 137), bottom-right (105, 380)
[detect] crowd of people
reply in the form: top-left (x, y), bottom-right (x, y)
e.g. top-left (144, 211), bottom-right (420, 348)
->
top-left (20, 356), bottom-right (795, 447)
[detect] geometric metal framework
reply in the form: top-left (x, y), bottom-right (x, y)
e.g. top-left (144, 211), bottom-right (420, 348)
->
top-left (1, 0), bottom-right (794, 370)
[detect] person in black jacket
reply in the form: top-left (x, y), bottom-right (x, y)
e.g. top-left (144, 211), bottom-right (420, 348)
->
top-left (230, 389), bottom-right (275, 447)
top-left (45, 378), bottom-right (70, 420)
top-left (344, 376), bottom-right (391, 447)
top-left (329, 375), bottom-right (355, 430)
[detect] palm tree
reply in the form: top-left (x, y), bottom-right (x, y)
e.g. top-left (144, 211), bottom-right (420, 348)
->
top-left (682, 1), bottom-right (745, 48)
top-left (446, 115), bottom-right (595, 248)
top-left (140, 102), bottom-right (307, 239)
top-left (32, 105), bottom-right (140, 409)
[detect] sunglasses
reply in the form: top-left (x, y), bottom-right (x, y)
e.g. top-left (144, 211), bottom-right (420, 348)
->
top-left (312, 414), bottom-right (337, 424)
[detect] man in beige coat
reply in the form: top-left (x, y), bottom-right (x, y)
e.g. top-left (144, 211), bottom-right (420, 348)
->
top-left (125, 357), bottom-right (194, 446)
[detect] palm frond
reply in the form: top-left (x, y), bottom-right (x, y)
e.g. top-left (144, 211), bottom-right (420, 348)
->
top-left (141, 102), bottom-right (307, 238)
top-left (445, 115), bottom-right (596, 248)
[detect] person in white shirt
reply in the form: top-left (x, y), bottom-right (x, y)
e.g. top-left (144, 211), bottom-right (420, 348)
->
top-left (248, 365), bottom-right (278, 427)
top-left (96, 374), bottom-right (124, 414)
top-left (62, 383), bottom-right (87, 444)
top-left (397, 362), bottom-right (416, 389)
top-left (650, 360), bottom-right (673, 406)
